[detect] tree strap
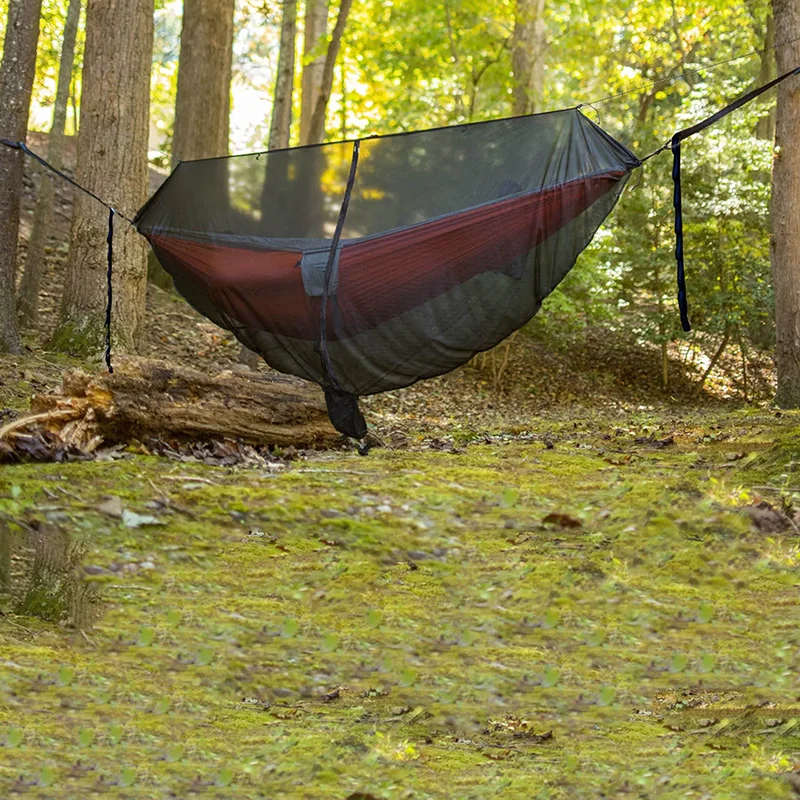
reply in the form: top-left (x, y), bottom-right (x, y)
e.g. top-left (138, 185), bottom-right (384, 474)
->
top-left (671, 65), bottom-right (800, 332)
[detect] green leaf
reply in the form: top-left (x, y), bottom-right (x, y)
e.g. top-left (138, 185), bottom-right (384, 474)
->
top-left (216, 766), bottom-right (234, 787)
top-left (321, 633), bottom-right (339, 652)
top-left (137, 627), bottom-right (155, 647)
top-left (195, 646), bottom-right (213, 666)
top-left (153, 697), bottom-right (171, 715)
top-left (699, 652), bottom-right (717, 673)
top-left (282, 618), bottom-right (300, 638)
top-left (598, 686), bottom-right (616, 706)
top-left (542, 666), bottom-right (560, 687)
top-left (671, 653), bottom-right (688, 673)
top-left (107, 724), bottom-right (123, 745)
top-left (501, 488), bottom-right (519, 507)
top-left (166, 744), bottom-right (184, 762)
top-left (38, 765), bottom-right (56, 787)
top-left (400, 667), bottom-right (417, 687)
top-left (77, 728), bottom-right (94, 747)
top-left (367, 608), bottom-right (383, 628)
top-left (165, 609), bottom-right (181, 625)
top-left (10, 485), bottom-right (21, 499)
top-left (697, 602), bottom-right (714, 623)
top-left (586, 630), bottom-right (605, 646)
top-left (543, 608), bottom-right (560, 629)
top-left (57, 665), bottom-right (74, 686)
top-left (119, 767), bottom-right (136, 787)
top-left (6, 728), bottom-right (23, 748)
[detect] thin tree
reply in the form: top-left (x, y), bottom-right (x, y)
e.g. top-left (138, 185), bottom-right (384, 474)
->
top-left (306, 0), bottom-right (353, 145)
top-left (754, 14), bottom-right (776, 141)
top-left (17, 0), bottom-right (82, 325)
top-left (511, 0), bottom-right (546, 115)
top-left (239, 0), bottom-right (298, 368)
top-left (299, 0), bottom-right (329, 146)
top-left (53, 0), bottom-right (154, 355)
top-left (0, 0), bottom-right (43, 353)
top-left (172, 0), bottom-right (235, 165)
top-left (771, 0), bottom-right (800, 406)
top-left (269, 0), bottom-right (298, 150)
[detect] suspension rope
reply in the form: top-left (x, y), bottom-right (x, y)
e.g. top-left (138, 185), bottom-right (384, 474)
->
top-left (1, 32), bottom-right (799, 361)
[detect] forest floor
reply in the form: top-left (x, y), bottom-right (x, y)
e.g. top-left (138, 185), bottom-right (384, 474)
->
top-left (2, 142), bottom-right (800, 799)
top-left (2, 398), bottom-right (800, 799)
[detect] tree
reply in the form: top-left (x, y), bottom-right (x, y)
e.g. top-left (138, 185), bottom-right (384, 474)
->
top-left (53, 0), bottom-right (154, 356)
top-left (269, 0), bottom-right (298, 150)
top-left (299, 0), bottom-right (329, 145)
top-left (17, 0), bottom-right (82, 325)
top-left (511, 0), bottom-right (546, 115)
top-left (307, 0), bottom-right (353, 145)
top-left (240, 0), bottom-right (298, 369)
top-left (771, 0), bottom-right (800, 407)
top-left (0, 0), bottom-right (43, 353)
top-left (172, 0), bottom-right (235, 164)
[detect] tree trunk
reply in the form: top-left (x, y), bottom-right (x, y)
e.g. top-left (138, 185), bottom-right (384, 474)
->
top-left (0, 357), bottom-right (338, 455)
top-left (307, 0), bottom-right (353, 146)
top-left (238, 0), bottom-right (298, 371)
top-left (511, 0), bottom-right (546, 115)
top-left (172, 0), bottom-right (234, 165)
top-left (755, 14), bottom-right (776, 141)
top-left (17, 0), bottom-right (81, 326)
top-left (299, 0), bottom-right (329, 146)
top-left (269, 0), bottom-right (297, 150)
top-left (52, 0), bottom-right (154, 358)
top-left (0, 0), bottom-right (42, 353)
top-left (772, 0), bottom-right (800, 407)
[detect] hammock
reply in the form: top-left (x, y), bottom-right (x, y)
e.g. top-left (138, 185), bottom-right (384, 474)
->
top-left (135, 109), bottom-right (639, 437)
top-left (6, 68), bottom-right (797, 443)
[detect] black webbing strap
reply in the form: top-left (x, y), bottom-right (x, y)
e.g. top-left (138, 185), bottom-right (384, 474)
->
top-left (672, 65), bottom-right (800, 331)
top-left (1, 138), bottom-right (130, 372)
top-left (0, 138), bottom-right (134, 223)
top-left (105, 209), bottom-right (115, 373)
top-left (320, 139), bottom-right (360, 390)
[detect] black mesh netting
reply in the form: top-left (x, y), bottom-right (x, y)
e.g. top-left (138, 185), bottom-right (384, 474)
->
top-left (134, 108), bottom-right (640, 437)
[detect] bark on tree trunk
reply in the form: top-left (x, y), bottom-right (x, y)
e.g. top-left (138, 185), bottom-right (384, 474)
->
top-left (307, 0), bottom-right (353, 146)
top-left (772, 0), bottom-right (800, 407)
top-left (53, 0), bottom-right (154, 358)
top-left (269, 0), bottom-right (297, 150)
top-left (0, 0), bottom-right (42, 353)
top-left (17, 0), bottom-right (81, 326)
top-left (299, 0), bottom-right (329, 146)
top-left (511, 0), bottom-right (546, 115)
top-left (172, 0), bottom-right (234, 165)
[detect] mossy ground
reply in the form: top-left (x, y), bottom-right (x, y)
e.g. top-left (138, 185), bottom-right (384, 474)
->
top-left (2, 396), bottom-right (800, 799)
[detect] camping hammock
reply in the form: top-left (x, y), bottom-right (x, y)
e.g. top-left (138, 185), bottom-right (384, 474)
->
top-left (134, 108), bottom-right (638, 438)
top-left (4, 67), bottom-right (798, 443)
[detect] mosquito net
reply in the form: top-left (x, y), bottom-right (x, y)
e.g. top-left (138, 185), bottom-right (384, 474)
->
top-left (134, 107), bottom-right (640, 438)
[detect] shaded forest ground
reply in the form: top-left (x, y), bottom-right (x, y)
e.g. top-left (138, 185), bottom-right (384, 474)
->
top-left (2, 139), bottom-right (800, 798)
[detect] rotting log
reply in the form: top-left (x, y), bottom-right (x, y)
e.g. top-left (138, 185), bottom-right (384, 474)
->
top-left (2, 357), bottom-right (337, 453)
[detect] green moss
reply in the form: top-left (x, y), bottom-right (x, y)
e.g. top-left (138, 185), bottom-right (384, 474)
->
top-left (48, 317), bottom-right (105, 357)
top-left (1, 408), bottom-right (799, 797)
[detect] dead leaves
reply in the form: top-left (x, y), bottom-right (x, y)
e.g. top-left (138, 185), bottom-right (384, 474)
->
top-left (542, 512), bottom-right (582, 529)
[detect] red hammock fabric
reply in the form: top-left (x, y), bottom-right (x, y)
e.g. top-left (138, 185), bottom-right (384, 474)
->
top-left (147, 169), bottom-right (624, 342)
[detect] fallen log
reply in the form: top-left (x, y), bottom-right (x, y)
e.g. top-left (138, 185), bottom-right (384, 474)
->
top-left (0, 357), bottom-right (338, 458)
